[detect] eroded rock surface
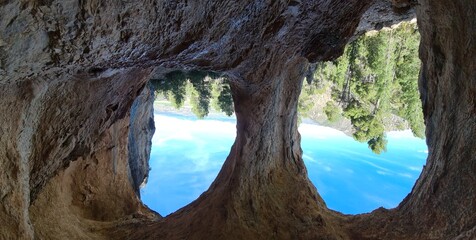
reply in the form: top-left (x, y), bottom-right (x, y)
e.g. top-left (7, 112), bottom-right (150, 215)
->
top-left (128, 83), bottom-right (155, 196)
top-left (345, 0), bottom-right (476, 239)
top-left (356, 0), bottom-right (416, 36)
top-left (0, 0), bottom-right (474, 239)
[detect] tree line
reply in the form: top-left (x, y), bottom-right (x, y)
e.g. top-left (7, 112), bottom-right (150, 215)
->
top-left (150, 70), bottom-right (234, 118)
top-left (300, 22), bottom-right (424, 154)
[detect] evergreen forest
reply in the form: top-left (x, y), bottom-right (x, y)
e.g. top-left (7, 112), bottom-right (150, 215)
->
top-left (301, 22), bottom-right (424, 154)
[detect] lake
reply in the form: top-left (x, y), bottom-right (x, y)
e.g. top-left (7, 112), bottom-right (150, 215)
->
top-left (140, 113), bottom-right (428, 216)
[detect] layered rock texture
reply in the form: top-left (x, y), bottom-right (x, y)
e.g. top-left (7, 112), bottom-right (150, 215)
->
top-left (0, 0), bottom-right (474, 239)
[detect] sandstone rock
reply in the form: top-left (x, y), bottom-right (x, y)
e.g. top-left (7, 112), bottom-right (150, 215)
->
top-left (345, 0), bottom-right (476, 239)
top-left (0, 67), bottom-right (154, 239)
top-left (0, 0), bottom-right (474, 239)
top-left (30, 93), bottom-right (159, 238)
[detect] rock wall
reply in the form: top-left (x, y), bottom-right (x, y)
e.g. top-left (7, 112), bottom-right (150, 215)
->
top-left (345, 0), bottom-right (476, 239)
top-left (0, 67), bottom-right (154, 239)
top-left (0, 0), bottom-right (475, 239)
top-left (128, 83), bottom-right (155, 196)
top-left (29, 101), bottom-right (156, 239)
top-left (401, 0), bottom-right (475, 236)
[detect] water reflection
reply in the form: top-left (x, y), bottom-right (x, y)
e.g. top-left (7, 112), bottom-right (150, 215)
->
top-left (140, 112), bottom-right (427, 216)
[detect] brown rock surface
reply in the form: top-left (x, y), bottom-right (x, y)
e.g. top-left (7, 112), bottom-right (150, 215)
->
top-left (0, 0), bottom-right (475, 239)
top-left (344, 1), bottom-right (476, 239)
top-left (392, 0), bottom-right (411, 9)
top-left (0, 67), bottom-right (154, 239)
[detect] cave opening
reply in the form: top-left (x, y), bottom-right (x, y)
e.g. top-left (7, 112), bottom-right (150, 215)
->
top-left (140, 21), bottom-right (428, 216)
top-left (141, 70), bottom-right (237, 216)
top-left (297, 20), bottom-right (429, 214)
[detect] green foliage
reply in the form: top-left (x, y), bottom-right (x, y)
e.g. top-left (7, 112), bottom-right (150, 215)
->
top-left (150, 70), bottom-right (234, 118)
top-left (188, 71), bottom-right (211, 119)
top-left (150, 71), bottom-right (188, 109)
top-left (368, 134), bottom-right (388, 154)
top-left (217, 84), bottom-right (234, 116)
top-left (392, 23), bottom-right (425, 138)
top-left (210, 80), bottom-right (222, 112)
top-left (323, 101), bottom-right (341, 123)
top-left (343, 101), bottom-right (385, 144)
top-left (210, 79), bottom-right (234, 116)
top-left (298, 84), bottom-right (314, 118)
top-left (300, 22), bottom-right (424, 154)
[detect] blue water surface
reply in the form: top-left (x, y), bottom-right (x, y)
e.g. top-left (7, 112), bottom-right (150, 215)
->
top-left (140, 113), bottom-right (427, 216)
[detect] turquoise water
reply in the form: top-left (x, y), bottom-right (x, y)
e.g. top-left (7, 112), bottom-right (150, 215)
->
top-left (140, 113), bottom-right (427, 216)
